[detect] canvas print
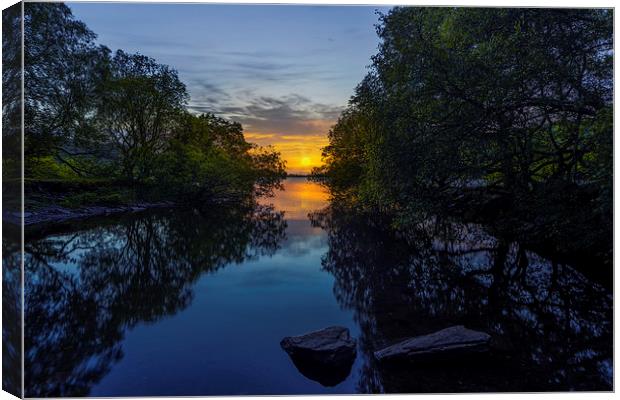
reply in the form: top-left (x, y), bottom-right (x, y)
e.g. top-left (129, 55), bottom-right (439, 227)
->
top-left (2, 2), bottom-right (613, 397)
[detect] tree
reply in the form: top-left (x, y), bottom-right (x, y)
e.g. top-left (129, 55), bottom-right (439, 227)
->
top-left (23, 2), bottom-right (109, 170)
top-left (96, 50), bottom-right (189, 182)
top-left (317, 8), bottom-right (613, 264)
top-left (321, 8), bottom-right (612, 210)
top-left (155, 112), bottom-right (285, 200)
top-left (2, 3), bottom-right (22, 174)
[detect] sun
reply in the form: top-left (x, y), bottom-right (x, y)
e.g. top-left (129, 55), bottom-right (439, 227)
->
top-left (300, 156), bottom-right (312, 167)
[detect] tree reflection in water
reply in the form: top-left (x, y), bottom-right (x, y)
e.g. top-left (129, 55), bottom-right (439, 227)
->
top-left (310, 202), bottom-right (612, 393)
top-left (19, 202), bottom-right (286, 397)
top-left (3, 226), bottom-right (22, 397)
top-left (10, 191), bottom-right (613, 396)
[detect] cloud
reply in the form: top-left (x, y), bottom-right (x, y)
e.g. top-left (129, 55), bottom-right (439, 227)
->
top-left (244, 132), bottom-right (277, 140)
top-left (189, 91), bottom-right (343, 137)
top-left (191, 79), bottom-right (230, 98)
top-left (211, 94), bottom-right (343, 136)
top-left (188, 92), bottom-right (342, 173)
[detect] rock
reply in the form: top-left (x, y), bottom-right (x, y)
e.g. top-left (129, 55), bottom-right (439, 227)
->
top-left (281, 326), bottom-right (356, 361)
top-left (281, 326), bottom-right (356, 387)
top-left (374, 325), bottom-right (491, 363)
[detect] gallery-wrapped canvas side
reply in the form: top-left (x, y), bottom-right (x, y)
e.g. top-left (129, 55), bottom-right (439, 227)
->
top-left (2, 1), bottom-right (23, 398)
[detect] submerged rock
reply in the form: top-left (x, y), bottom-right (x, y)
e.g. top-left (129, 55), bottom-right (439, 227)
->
top-left (281, 326), bottom-right (356, 386)
top-left (374, 325), bottom-right (491, 363)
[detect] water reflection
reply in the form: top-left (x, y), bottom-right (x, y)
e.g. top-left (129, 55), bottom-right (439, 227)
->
top-left (21, 202), bottom-right (286, 397)
top-left (310, 202), bottom-right (613, 392)
top-left (2, 225), bottom-right (22, 397)
top-left (264, 178), bottom-right (329, 220)
top-left (11, 178), bottom-right (613, 396)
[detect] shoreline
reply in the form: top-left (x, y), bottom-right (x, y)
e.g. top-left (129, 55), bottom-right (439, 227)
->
top-left (3, 201), bottom-right (176, 227)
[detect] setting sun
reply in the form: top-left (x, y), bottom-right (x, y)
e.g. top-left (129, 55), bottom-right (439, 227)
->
top-left (300, 156), bottom-right (312, 167)
top-left (245, 132), bottom-right (329, 174)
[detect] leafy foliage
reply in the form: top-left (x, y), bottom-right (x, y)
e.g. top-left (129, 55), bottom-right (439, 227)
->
top-left (316, 8), bottom-right (612, 263)
top-left (23, 3), bottom-right (109, 163)
top-left (95, 50), bottom-right (188, 181)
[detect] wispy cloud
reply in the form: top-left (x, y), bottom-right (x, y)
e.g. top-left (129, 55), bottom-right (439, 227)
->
top-left (227, 95), bottom-right (339, 135)
top-left (190, 92), bottom-right (342, 136)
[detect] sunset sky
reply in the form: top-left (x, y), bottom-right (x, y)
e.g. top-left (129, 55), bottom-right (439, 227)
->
top-left (69, 3), bottom-right (388, 174)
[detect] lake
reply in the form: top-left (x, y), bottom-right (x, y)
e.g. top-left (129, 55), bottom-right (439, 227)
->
top-left (6, 177), bottom-right (613, 396)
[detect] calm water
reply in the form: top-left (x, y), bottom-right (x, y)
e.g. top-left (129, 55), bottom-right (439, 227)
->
top-left (6, 178), bottom-right (613, 396)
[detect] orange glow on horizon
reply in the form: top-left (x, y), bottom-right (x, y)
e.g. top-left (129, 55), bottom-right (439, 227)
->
top-left (245, 131), bottom-right (330, 174)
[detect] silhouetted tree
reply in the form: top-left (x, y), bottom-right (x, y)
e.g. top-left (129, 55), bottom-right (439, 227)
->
top-left (316, 8), bottom-right (613, 270)
top-left (24, 2), bottom-right (110, 169)
top-left (96, 50), bottom-right (188, 182)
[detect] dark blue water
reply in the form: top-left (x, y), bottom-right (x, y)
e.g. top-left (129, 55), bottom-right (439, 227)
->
top-left (86, 221), bottom-right (361, 396)
top-left (12, 178), bottom-right (613, 396)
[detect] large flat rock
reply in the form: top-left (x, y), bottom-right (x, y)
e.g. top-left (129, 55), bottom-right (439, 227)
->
top-left (281, 326), bottom-right (356, 386)
top-left (374, 325), bottom-right (491, 362)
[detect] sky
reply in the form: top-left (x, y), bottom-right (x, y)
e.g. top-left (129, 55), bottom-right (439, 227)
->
top-left (68, 3), bottom-right (389, 173)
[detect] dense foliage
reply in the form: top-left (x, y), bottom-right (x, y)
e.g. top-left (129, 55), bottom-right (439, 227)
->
top-left (314, 8), bottom-right (613, 267)
top-left (3, 3), bottom-right (285, 206)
